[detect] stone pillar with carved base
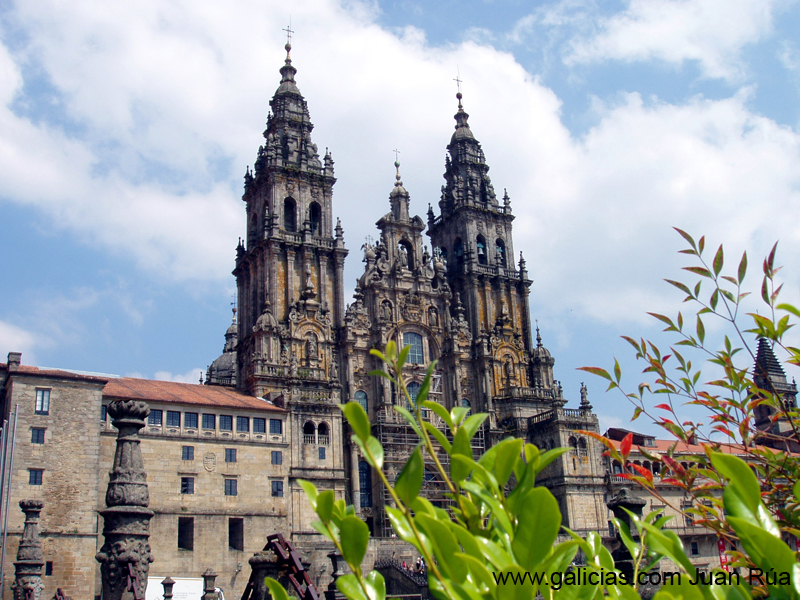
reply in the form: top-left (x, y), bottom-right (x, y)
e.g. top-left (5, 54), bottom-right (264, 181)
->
top-left (96, 399), bottom-right (154, 600)
top-left (10, 500), bottom-right (45, 600)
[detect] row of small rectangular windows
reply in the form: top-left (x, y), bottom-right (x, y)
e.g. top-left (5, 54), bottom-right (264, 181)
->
top-left (181, 446), bottom-right (284, 465)
top-left (100, 406), bottom-right (284, 435)
top-left (179, 517), bottom-right (247, 552)
top-left (179, 476), bottom-right (283, 498)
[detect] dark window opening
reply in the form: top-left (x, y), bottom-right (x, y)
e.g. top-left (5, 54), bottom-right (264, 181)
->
top-left (45, 562), bottom-right (53, 577)
top-left (182, 446), bottom-right (194, 461)
top-left (229, 517), bottom-right (244, 551)
top-left (284, 198), bottom-right (297, 232)
top-left (269, 419), bottom-right (282, 435)
top-left (454, 238), bottom-right (464, 264)
top-left (225, 479), bottom-right (238, 496)
top-left (496, 239), bottom-right (506, 267)
top-left (236, 416), bottom-right (249, 432)
top-left (254, 418), bottom-right (266, 433)
top-left (691, 541), bottom-right (699, 556)
top-left (219, 415), bottom-right (233, 431)
top-left (184, 412), bottom-right (198, 429)
top-left (31, 428), bottom-right (45, 444)
top-left (359, 461), bottom-right (372, 508)
top-left (202, 414), bottom-right (215, 430)
top-left (166, 411), bottom-right (181, 427)
top-left (100, 405), bottom-right (107, 422)
top-left (309, 202), bottom-right (321, 235)
top-left (178, 517), bottom-right (194, 551)
top-left (29, 469), bottom-right (43, 485)
top-left (272, 451), bottom-right (282, 465)
top-left (272, 480), bottom-right (284, 497)
top-left (148, 410), bottom-right (163, 426)
top-left (225, 448), bottom-right (237, 463)
top-left (181, 477), bottom-right (194, 495)
top-left (477, 235), bottom-right (487, 265)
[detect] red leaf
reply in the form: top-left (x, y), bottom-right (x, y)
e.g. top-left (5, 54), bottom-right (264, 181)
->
top-left (654, 403), bottom-right (673, 411)
top-left (662, 455), bottom-right (686, 477)
top-left (631, 464), bottom-right (654, 485)
top-left (620, 433), bottom-right (633, 460)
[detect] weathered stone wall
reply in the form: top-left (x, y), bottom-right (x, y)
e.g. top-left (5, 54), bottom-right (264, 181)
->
top-left (1, 375), bottom-right (105, 600)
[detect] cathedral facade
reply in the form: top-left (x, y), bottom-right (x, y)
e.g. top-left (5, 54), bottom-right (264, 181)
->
top-left (213, 42), bottom-right (610, 541)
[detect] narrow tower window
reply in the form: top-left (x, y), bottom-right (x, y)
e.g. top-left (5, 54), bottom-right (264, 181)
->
top-left (496, 239), bottom-right (506, 267)
top-left (359, 461), bottom-right (373, 508)
top-left (309, 202), bottom-right (321, 235)
top-left (354, 390), bottom-right (368, 413)
top-left (476, 235), bottom-right (487, 265)
top-left (284, 197), bottom-right (297, 232)
top-left (454, 238), bottom-right (464, 264)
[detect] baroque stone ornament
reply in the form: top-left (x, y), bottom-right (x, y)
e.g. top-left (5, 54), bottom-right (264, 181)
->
top-left (96, 399), bottom-right (154, 600)
top-left (11, 500), bottom-right (45, 600)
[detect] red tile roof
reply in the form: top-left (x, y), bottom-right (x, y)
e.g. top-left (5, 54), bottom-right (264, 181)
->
top-left (103, 377), bottom-right (284, 412)
top-left (1, 364), bottom-right (109, 384)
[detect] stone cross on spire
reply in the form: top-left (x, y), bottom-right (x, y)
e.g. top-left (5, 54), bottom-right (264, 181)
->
top-left (282, 19), bottom-right (294, 45)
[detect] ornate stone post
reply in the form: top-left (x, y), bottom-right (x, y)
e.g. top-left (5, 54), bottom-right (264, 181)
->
top-left (96, 399), bottom-right (154, 600)
top-left (10, 500), bottom-right (44, 600)
top-left (607, 488), bottom-right (647, 583)
top-left (161, 577), bottom-right (175, 600)
top-left (202, 569), bottom-right (218, 600)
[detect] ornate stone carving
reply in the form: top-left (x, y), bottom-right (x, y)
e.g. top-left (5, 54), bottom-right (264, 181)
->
top-left (96, 399), bottom-right (154, 600)
top-left (11, 500), bottom-right (44, 600)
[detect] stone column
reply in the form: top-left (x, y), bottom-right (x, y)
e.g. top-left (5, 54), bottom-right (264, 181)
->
top-left (351, 444), bottom-right (361, 511)
top-left (96, 399), bottom-right (154, 600)
top-left (607, 488), bottom-right (647, 583)
top-left (10, 500), bottom-right (44, 600)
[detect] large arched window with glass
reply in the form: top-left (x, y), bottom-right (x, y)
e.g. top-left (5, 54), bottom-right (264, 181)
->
top-left (354, 390), bottom-right (368, 413)
top-left (284, 198), bottom-right (297, 232)
top-left (403, 332), bottom-right (424, 364)
top-left (461, 398), bottom-right (472, 417)
top-left (358, 461), bottom-right (372, 508)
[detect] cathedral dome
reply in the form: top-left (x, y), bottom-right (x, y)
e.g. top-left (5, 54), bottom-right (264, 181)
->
top-left (206, 311), bottom-right (238, 387)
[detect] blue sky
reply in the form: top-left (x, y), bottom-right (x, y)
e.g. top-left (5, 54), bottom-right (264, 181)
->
top-left (1, 0), bottom-right (800, 435)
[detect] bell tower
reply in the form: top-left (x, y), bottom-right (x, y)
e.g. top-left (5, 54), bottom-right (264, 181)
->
top-left (233, 39), bottom-right (347, 400)
top-left (427, 91), bottom-right (540, 418)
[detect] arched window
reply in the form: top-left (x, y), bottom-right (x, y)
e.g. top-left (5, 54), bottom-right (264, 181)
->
top-left (454, 238), bottom-right (464, 264)
top-left (407, 382), bottom-right (421, 407)
top-left (476, 235), bottom-right (487, 265)
top-left (496, 239), bottom-right (506, 267)
top-left (569, 436), bottom-right (578, 453)
top-left (309, 202), bottom-right (321, 235)
top-left (284, 198), bottom-right (297, 232)
top-left (354, 390), bottom-right (368, 413)
top-left (578, 437), bottom-right (588, 456)
top-left (303, 421), bottom-right (315, 445)
top-left (317, 422), bottom-right (330, 445)
top-left (403, 332), bottom-right (424, 364)
top-left (461, 398), bottom-right (471, 417)
top-left (249, 213), bottom-right (259, 243)
top-left (358, 461), bottom-right (372, 508)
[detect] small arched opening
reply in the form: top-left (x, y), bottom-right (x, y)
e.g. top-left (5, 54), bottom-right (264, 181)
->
top-left (309, 201), bottom-right (322, 235)
top-left (317, 422), bottom-right (330, 445)
top-left (454, 238), bottom-right (464, 264)
top-left (476, 235), bottom-right (487, 265)
top-left (496, 239), bottom-right (507, 267)
top-left (302, 421), bottom-right (316, 445)
top-left (354, 390), bottom-right (368, 413)
top-left (358, 461), bottom-right (373, 508)
top-left (284, 197), bottom-right (297, 232)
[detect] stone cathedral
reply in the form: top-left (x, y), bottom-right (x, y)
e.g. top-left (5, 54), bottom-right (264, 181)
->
top-left (209, 41), bottom-right (610, 541)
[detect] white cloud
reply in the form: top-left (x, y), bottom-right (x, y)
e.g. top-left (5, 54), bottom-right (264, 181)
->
top-left (564, 0), bottom-right (779, 81)
top-left (0, 320), bottom-right (43, 364)
top-left (154, 367), bottom-right (204, 384)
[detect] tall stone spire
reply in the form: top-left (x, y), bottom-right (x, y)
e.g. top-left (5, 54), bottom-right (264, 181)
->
top-left (96, 399), bottom-right (154, 600)
top-left (10, 500), bottom-right (44, 600)
top-left (389, 158), bottom-right (410, 222)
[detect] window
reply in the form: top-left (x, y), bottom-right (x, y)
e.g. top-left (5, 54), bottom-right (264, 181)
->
top-left (185, 412), bottom-right (198, 429)
top-left (319, 447), bottom-right (326, 460)
top-left (31, 428), bottom-right (45, 444)
top-left (476, 235), bottom-right (487, 265)
top-left (691, 541), bottom-right (699, 556)
top-left (309, 202), bottom-right (321, 235)
top-left (29, 469), bottom-right (43, 485)
top-left (166, 411), bottom-right (181, 427)
top-left (407, 382), bottom-right (421, 406)
top-left (461, 398), bottom-right (471, 416)
top-left (269, 419), bottom-right (283, 435)
top-left (182, 446), bottom-right (194, 461)
top-left (100, 405), bottom-right (107, 422)
top-left (271, 480), bottom-right (284, 497)
top-left (272, 451), bottom-right (282, 465)
top-left (225, 448), bottom-right (237, 463)
top-left (225, 479), bottom-right (238, 496)
top-left (236, 416), bottom-right (249, 432)
top-left (45, 562), bottom-right (53, 576)
top-left (202, 414), bottom-right (215, 430)
top-left (284, 198), bottom-right (297, 232)
top-left (403, 332), bottom-right (424, 364)
top-left (219, 415), bottom-right (233, 431)
top-left (608, 521), bottom-right (615, 538)
top-left (253, 418), bottom-right (266, 433)
top-left (355, 391), bottom-right (368, 413)
top-left (35, 389), bottom-right (50, 415)
top-left (496, 239), bottom-right (506, 267)
top-left (181, 477), bottom-right (194, 495)
top-left (359, 461), bottom-right (372, 508)
top-left (178, 517), bottom-right (194, 550)
top-left (229, 517), bottom-right (244, 551)
top-left (148, 410), bottom-right (163, 426)
top-left (318, 422), bottom-right (329, 444)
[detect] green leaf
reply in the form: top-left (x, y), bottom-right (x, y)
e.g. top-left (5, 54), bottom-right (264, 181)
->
top-left (316, 490), bottom-right (335, 523)
top-left (728, 517), bottom-right (798, 598)
top-left (462, 413), bottom-right (489, 440)
top-left (340, 516), bottom-right (370, 570)
top-left (577, 366), bottom-right (612, 381)
top-left (420, 400), bottom-right (453, 430)
top-left (265, 577), bottom-right (293, 600)
top-left (712, 244), bottom-right (724, 276)
top-left (336, 574), bottom-right (368, 600)
top-left (415, 514), bottom-right (466, 581)
top-left (512, 487), bottom-right (561, 569)
top-left (298, 479), bottom-right (318, 511)
top-left (392, 405), bottom-right (424, 439)
top-left (492, 438), bottom-right (524, 488)
top-left (422, 421), bottom-right (452, 453)
top-left (343, 402), bottom-right (371, 441)
top-left (708, 452), bottom-right (760, 514)
top-left (364, 570), bottom-right (386, 600)
top-left (394, 445), bottom-right (424, 505)
top-left (397, 344), bottom-right (410, 370)
top-left (696, 315), bottom-right (705, 344)
top-left (738, 251), bottom-right (747, 284)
